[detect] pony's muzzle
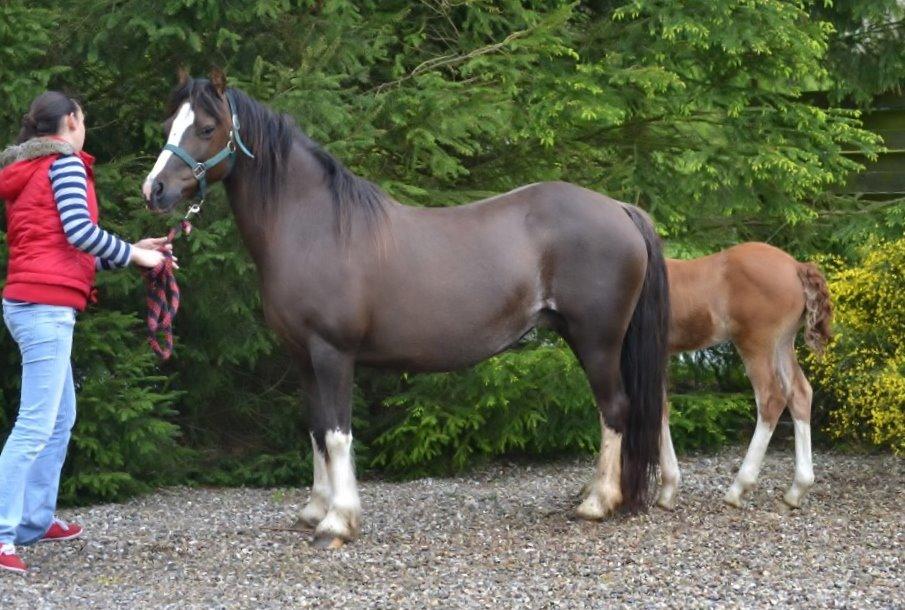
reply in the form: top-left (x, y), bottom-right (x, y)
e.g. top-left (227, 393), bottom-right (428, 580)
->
top-left (145, 178), bottom-right (181, 213)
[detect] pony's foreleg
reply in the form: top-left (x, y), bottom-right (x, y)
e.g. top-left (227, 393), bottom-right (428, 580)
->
top-left (293, 367), bottom-right (332, 530)
top-left (315, 429), bottom-right (360, 547)
top-left (296, 433), bottom-right (332, 529)
top-left (303, 338), bottom-right (361, 548)
top-left (724, 349), bottom-right (786, 507)
top-left (783, 357), bottom-right (815, 508)
top-left (656, 396), bottom-right (680, 510)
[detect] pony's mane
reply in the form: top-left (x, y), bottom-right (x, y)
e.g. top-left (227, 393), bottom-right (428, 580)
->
top-left (168, 78), bottom-right (387, 234)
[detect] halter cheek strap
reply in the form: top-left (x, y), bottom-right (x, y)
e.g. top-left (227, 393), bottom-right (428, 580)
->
top-left (163, 90), bottom-right (254, 216)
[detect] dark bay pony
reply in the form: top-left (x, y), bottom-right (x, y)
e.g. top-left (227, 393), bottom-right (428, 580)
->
top-left (656, 243), bottom-right (832, 511)
top-left (141, 70), bottom-right (670, 548)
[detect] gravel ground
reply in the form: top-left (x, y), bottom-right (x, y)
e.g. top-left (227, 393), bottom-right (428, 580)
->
top-left (1, 449), bottom-right (901, 609)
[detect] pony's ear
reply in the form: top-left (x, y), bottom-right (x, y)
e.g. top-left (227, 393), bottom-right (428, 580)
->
top-left (176, 66), bottom-right (190, 87)
top-left (209, 66), bottom-right (227, 96)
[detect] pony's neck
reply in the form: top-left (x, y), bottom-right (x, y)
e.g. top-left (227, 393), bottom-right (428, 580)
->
top-left (219, 90), bottom-right (390, 266)
top-left (222, 137), bottom-right (335, 268)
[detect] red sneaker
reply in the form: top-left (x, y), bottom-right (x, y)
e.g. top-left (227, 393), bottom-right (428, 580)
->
top-left (40, 517), bottom-right (83, 543)
top-left (0, 543), bottom-right (26, 574)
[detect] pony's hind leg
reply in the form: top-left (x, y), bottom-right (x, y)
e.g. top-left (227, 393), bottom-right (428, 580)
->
top-left (656, 398), bottom-right (681, 510)
top-left (783, 351), bottom-right (815, 508)
top-left (724, 343), bottom-right (789, 507)
top-left (573, 341), bottom-right (629, 520)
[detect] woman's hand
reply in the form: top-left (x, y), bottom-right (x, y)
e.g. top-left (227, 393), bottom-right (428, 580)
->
top-left (130, 246), bottom-right (178, 270)
top-left (134, 236), bottom-right (173, 253)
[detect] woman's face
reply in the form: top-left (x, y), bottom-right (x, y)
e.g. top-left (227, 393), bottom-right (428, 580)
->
top-left (62, 106), bottom-right (86, 151)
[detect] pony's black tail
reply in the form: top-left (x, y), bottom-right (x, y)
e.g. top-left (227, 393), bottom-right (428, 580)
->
top-left (619, 205), bottom-right (670, 512)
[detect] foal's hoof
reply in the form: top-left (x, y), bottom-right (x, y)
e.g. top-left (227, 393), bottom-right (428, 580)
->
top-left (312, 534), bottom-right (347, 550)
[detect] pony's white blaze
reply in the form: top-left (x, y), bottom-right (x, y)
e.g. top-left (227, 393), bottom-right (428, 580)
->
top-left (724, 414), bottom-right (775, 507)
top-left (314, 429), bottom-right (360, 541)
top-left (784, 418), bottom-right (814, 507)
top-left (142, 102), bottom-right (195, 199)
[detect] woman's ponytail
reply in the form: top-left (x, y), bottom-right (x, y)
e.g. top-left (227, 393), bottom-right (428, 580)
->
top-left (16, 92), bottom-right (80, 144)
top-left (18, 112), bottom-right (38, 143)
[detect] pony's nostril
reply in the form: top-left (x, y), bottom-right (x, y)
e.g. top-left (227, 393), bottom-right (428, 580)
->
top-left (153, 180), bottom-right (164, 197)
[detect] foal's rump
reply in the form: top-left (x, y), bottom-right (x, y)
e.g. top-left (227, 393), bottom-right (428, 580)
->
top-left (667, 242), bottom-right (832, 354)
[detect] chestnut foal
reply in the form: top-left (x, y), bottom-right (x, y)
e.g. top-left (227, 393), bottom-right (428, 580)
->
top-left (657, 242), bottom-right (832, 510)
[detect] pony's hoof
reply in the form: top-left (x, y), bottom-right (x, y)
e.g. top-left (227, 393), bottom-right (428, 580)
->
top-left (656, 490), bottom-right (677, 511)
top-left (575, 495), bottom-right (609, 521)
top-left (289, 516), bottom-right (316, 531)
top-left (293, 499), bottom-right (327, 530)
top-left (782, 489), bottom-right (803, 509)
top-left (723, 490), bottom-right (744, 508)
top-left (312, 534), bottom-right (347, 550)
top-left (312, 508), bottom-right (358, 547)
top-left (292, 504), bottom-right (328, 530)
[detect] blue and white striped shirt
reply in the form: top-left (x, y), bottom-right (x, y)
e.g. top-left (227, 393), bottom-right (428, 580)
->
top-left (49, 156), bottom-right (132, 270)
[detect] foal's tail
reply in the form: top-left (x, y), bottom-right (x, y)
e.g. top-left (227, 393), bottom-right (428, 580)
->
top-left (619, 205), bottom-right (670, 512)
top-left (797, 262), bottom-right (833, 354)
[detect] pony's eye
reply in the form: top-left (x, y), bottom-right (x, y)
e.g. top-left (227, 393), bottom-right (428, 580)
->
top-left (199, 126), bottom-right (216, 138)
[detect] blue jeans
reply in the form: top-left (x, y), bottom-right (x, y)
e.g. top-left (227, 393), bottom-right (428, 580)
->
top-left (0, 300), bottom-right (76, 545)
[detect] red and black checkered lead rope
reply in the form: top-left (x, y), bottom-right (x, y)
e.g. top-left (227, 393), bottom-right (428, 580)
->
top-left (141, 220), bottom-right (191, 360)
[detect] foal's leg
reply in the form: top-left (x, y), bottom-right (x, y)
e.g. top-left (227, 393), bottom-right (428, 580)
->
top-left (724, 345), bottom-right (788, 507)
top-left (656, 394), bottom-right (681, 510)
top-left (305, 338), bottom-right (360, 548)
top-left (574, 342), bottom-right (630, 520)
top-left (783, 351), bottom-right (815, 508)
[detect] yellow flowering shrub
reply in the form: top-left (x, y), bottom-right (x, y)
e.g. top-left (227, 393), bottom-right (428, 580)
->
top-left (808, 238), bottom-right (905, 454)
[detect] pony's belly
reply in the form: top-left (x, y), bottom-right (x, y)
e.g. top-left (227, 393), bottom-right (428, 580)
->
top-left (355, 312), bottom-right (541, 373)
top-left (356, 268), bottom-right (546, 371)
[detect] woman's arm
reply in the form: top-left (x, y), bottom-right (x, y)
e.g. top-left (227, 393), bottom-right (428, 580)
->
top-left (50, 155), bottom-right (133, 268)
top-left (94, 256), bottom-right (128, 271)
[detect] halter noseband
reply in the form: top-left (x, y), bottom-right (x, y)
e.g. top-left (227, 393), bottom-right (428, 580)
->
top-left (164, 90), bottom-right (254, 218)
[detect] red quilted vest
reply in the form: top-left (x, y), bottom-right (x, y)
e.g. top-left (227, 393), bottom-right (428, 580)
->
top-left (0, 137), bottom-right (98, 311)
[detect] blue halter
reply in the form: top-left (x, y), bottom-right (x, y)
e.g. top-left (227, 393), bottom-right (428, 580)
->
top-left (163, 90), bottom-right (254, 217)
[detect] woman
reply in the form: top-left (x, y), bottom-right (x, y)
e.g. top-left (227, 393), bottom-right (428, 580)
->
top-left (0, 91), bottom-right (172, 574)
